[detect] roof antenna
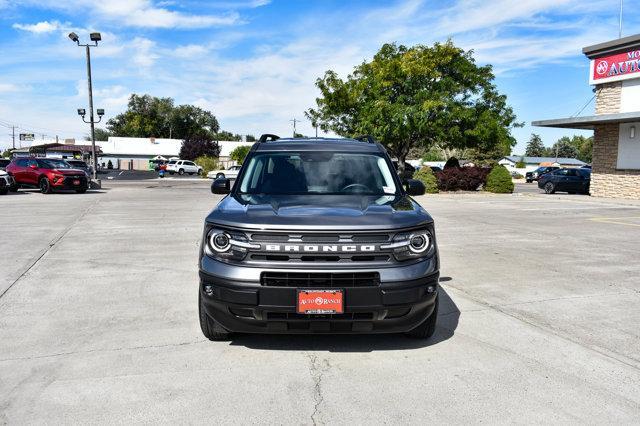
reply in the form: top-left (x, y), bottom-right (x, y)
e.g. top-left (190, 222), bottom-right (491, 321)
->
top-left (619, 0), bottom-right (624, 38)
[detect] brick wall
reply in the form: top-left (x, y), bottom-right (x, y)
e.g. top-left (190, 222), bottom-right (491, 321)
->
top-left (591, 123), bottom-right (640, 199)
top-left (595, 82), bottom-right (622, 114)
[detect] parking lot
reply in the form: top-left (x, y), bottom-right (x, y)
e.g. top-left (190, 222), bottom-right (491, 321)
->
top-left (1, 181), bottom-right (639, 423)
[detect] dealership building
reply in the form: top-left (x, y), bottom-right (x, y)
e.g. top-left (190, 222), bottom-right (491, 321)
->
top-left (534, 34), bottom-right (640, 199)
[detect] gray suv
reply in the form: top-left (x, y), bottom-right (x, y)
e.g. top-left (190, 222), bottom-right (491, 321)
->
top-left (199, 134), bottom-right (439, 340)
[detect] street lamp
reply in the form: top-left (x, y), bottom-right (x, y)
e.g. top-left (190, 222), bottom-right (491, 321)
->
top-left (69, 31), bottom-right (103, 182)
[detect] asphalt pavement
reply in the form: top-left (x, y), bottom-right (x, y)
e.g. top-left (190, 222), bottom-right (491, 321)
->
top-left (0, 181), bottom-right (638, 423)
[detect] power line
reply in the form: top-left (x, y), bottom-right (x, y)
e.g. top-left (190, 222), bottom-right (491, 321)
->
top-left (571, 94), bottom-right (595, 118)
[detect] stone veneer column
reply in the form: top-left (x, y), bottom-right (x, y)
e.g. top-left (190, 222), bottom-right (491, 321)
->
top-left (594, 82), bottom-right (622, 114)
top-left (591, 123), bottom-right (640, 199)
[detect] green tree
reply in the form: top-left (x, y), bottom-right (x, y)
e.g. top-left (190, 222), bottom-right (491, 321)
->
top-left (106, 94), bottom-right (219, 139)
top-left (216, 130), bottom-right (241, 141)
top-left (551, 137), bottom-right (579, 159)
top-left (245, 134), bottom-right (256, 142)
top-left (525, 134), bottom-right (546, 157)
top-left (306, 41), bottom-right (520, 172)
top-left (179, 135), bottom-right (220, 161)
top-left (515, 156), bottom-right (526, 168)
top-left (85, 128), bottom-right (112, 141)
top-left (229, 145), bottom-right (252, 164)
top-left (578, 136), bottom-right (593, 163)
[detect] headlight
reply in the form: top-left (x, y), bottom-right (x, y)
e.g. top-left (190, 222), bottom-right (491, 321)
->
top-left (381, 229), bottom-right (434, 261)
top-left (204, 227), bottom-right (259, 262)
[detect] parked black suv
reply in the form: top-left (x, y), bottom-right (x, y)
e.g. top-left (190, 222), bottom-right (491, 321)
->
top-left (199, 134), bottom-right (439, 341)
top-left (525, 166), bottom-right (559, 183)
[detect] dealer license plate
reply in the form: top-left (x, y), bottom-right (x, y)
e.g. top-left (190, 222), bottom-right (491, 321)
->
top-left (73, 179), bottom-right (80, 185)
top-left (297, 290), bottom-right (343, 314)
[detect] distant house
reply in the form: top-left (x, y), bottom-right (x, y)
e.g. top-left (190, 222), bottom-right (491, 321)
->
top-left (498, 155), bottom-right (587, 175)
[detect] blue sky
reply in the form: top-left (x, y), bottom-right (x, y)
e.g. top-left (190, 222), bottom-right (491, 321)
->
top-left (0, 0), bottom-right (635, 153)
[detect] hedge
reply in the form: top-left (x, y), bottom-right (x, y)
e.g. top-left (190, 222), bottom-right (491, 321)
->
top-left (413, 167), bottom-right (439, 193)
top-left (436, 167), bottom-right (490, 191)
top-left (485, 165), bottom-right (514, 193)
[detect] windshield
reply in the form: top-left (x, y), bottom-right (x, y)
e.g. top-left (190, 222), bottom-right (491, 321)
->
top-left (238, 152), bottom-right (398, 195)
top-left (37, 159), bottom-right (71, 169)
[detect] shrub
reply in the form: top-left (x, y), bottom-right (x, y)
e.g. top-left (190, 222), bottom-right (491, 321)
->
top-left (436, 167), bottom-right (490, 191)
top-left (485, 165), bottom-right (514, 193)
top-left (195, 156), bottom-right (219, 178)
top-left (413, 167), bottom-right (439, 194)
top-left (515, 157), bottom-right (526, 168)
top-left (511, 172), bottom-right (524, 179)
top-left (107, 160), bottom-right (113, 169)
top-left (179, 138), bottom-right (220, 161)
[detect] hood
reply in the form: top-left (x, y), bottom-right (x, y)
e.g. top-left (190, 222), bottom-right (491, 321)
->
top-left (205, 194), bottom-right (433, 231)
top-left (55, 168), bottom-right (86, 175)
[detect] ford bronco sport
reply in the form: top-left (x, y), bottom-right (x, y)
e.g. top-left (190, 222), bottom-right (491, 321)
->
top-left (199, 134), bottom-right (439, 340)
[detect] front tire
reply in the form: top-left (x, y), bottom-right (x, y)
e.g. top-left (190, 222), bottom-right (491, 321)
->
top-left (39, 177), bottom-right (52, 194)
top-left (197, 169), bottom-right (203, 176)
top-left (199, 292), bottom-right (232, 341)
top-left (178, 169), bottom-right (185, 176)
top-left (9, 184), bottom-right (18, 192)
top-left (405, 295), bottom-right (438, 339)
top-left (216, 173), bottom-right (225, 179)
top-left (544, 182), bottom-right (555, 194)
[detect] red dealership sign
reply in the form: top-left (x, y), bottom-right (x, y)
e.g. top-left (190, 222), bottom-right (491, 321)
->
top-left (590, 49), bottom-right (640, 84)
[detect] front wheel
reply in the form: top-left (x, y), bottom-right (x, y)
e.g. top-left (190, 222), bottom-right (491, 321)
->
top-left (544, 182), bottom-right (555, 194)
top-left (39, 177), bottom-right (52, 194)
top-left (9, 184), bottom-right (18, 192)
top-left (197, 169), bottom-right (203, 176)
top-left (178, 169), bottom-right (185, 175)
top-left (216, 173), bottom-right (225, 179)
top-left (405, 295), bottom-right (438, 339)
top-left (199, 292), bottom-right (232, 341)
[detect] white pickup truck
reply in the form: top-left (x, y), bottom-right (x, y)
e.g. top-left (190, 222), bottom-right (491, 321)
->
top-left (166, 160), bottom-right (203, 176)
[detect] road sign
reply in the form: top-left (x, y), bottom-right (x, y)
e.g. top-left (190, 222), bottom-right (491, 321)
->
top-left (19, 133), bottom-right (35, 141)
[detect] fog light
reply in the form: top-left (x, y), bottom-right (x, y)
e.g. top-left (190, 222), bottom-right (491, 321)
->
top-left (204, 285), bottom-right (213, 296)
top-left (426, 285), bottom-right (435, 294)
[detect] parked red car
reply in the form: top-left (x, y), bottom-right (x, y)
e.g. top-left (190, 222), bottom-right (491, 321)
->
top-left (6, 158), bottom-right (88, 194)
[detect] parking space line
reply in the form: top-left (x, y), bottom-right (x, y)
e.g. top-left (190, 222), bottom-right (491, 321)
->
top-left (588, 216), bottom-right (640, 227)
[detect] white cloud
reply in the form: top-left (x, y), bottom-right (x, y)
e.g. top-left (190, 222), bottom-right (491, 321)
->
top-left (12, 20), bottom-right (64, 33)
top-left (173, 44), bottom-right (209, 59)
top-left (131, 37), bottom-right (159, 68)
top-left (0, 83), bottom-right (21, 93)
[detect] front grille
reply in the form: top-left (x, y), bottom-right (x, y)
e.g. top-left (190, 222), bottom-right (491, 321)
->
top-left (261, 272), bottom-right (380, 287)
top-left (63, 176), bottom-right (87, 186)
top-left (246, 230), bottom-right (395, 265)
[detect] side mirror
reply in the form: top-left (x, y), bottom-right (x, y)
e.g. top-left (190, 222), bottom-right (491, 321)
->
top-left (211, 178), bottom-right (230, 194)
top-left (405, 179), bottom-right (425, 196)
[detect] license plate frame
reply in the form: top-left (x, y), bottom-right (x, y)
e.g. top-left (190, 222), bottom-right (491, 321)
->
top-left (297, 289), bottom-right (344, 314)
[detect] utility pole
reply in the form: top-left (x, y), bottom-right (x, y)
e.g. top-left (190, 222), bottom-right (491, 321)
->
top-left (290, 118), bottom-right (299, 137)
top-left (619, 0), bottom-right (624, 38)
top-left (11, 126), bottom-right (15, 149)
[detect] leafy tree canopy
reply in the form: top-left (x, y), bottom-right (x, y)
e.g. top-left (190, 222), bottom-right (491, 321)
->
top-left (85, 128), bottom-right (112, 142)
top-left (550, 135), bottom-right (592, 163)
top-left (306, 41), bottom-right (521, 170)
top-left (179, 138), bottom-right (220, 161)
top-left (525, 134), bottom-right (546, 157)
top-left (106, 94), bottom-right (220, 140)
top-left (230, 145), bottom-right (252, 164)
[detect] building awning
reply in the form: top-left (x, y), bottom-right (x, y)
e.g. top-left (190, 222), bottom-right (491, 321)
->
top-left (532, 111), bottom-right (640, 130)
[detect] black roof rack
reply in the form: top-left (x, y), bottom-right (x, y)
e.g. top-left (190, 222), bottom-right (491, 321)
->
top-left (258, 134), bottom-right (280, 143)
top-left (353, 135), bottom-right (376, 144)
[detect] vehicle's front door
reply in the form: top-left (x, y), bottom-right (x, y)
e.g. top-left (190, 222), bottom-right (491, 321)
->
top-left (24, 159), bottom-right (38, 185)
top-left (552, 169), bottom-right (569, 192)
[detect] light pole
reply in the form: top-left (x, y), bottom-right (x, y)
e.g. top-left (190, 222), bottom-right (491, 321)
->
top-left (69, 31), bottom-right (103, 181)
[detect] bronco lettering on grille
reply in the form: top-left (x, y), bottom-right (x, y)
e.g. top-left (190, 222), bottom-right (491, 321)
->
top-left (263, 244), bottom-right (376, 253)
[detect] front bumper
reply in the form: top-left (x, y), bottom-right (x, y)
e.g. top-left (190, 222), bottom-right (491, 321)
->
top-left (199, 257), bottom-right (439, 334)
top-left (53, 176), bottom-right (88, 190)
